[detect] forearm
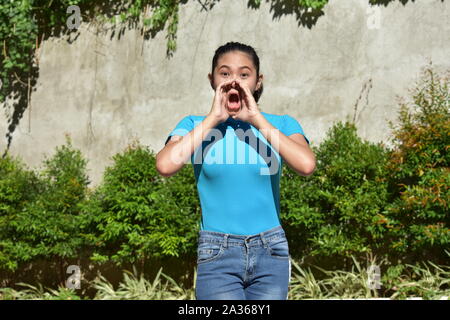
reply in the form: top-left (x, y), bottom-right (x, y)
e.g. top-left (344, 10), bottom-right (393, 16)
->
top-left (156, 115), bottom-right (219, 176)
top-left (252, 113), bottom-right (316, 176)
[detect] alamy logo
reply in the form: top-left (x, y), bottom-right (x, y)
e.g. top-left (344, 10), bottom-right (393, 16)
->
top-left (170, 121), bottom-right (281, 175)
top-left (66, 5), bottom-right (81, 30)
top-left (367, 265), bottom-right (382, 290)
top-left (66, 265), bottom-right (81, 289)
top-left (366, 6), bottom-right (381, 30)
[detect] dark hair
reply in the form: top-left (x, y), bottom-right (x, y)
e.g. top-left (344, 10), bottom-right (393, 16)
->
top-left (211, 42), bottom-right (264, 103)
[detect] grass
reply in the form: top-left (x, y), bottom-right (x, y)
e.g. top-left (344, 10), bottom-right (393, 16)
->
top-left (1, 257), bottom-right (449, 300)
top-left (0, 283), bottom-right (83, 300)
top-left (92, 266), bottom-right (196, 300)
top-left (288, 258), bottom-right (450, 300)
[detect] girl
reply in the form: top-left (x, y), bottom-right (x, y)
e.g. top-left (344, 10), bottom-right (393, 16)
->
top-left (156, 42), bottom-right (316, 300)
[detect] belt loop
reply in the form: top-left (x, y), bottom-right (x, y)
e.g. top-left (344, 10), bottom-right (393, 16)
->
top-left (260, 231), bottom-right (268, 248)
top-left (223, 234), bottom-right (229, 248)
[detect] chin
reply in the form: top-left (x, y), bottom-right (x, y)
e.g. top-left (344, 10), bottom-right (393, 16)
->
top-left (227, 110), bottom-right (241, 117)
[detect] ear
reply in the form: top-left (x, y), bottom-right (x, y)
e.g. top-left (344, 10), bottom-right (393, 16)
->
top-left (256, 74), bottom-right (264, 91)
top-left (208, 73), bottom-right (215, 90)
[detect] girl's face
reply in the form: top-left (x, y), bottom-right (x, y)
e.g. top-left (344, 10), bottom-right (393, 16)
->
top-left (208, 50), bottom-right (263, 114)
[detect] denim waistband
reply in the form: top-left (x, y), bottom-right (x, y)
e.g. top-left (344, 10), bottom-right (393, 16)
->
top-left (198, 225), bottom-right (286, 248)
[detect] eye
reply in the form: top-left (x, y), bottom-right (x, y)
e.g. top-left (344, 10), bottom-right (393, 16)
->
top-left (221, 72), bottom-right (229, 76)
top-left (241, 73), bottom-right (249, 78)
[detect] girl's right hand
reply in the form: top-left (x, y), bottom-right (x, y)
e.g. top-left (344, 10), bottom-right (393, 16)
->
top-left (207, 79), bottom-right (236, 125)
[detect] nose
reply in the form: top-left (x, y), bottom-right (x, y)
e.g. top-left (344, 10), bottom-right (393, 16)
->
top-left (232, 79), bottom-right (241, 88)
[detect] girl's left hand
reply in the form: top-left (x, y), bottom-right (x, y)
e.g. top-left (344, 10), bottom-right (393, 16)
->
top-left (232, 79), bottom-right (261, 125)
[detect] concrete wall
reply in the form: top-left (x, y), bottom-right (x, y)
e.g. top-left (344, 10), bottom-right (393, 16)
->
top-left (1, 0), bottom-right (449, 186)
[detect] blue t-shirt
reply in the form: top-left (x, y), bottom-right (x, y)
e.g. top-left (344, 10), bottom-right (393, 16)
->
top-left (165, 111), bottom-right (310, 236)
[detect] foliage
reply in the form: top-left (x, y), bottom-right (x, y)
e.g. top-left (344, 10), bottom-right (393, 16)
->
top-left (0, 0), bottom-right (37, 103)
top-left (0, 0), bottom-right (179, 100)
top-left (386, 259), bottom-right (450, 300)
top-left (383, 65), bottom-right (450, 262)
top-left (92, 266), bottom-right (195, 300)
top-left (0, 0), bottom-right (419, 153)
top-left (0, 154), bottom-right (41, 270)
top-left (288, 256), bottom-right (450, 300)
top-left (2, 257), bottom-right (449, 300)
top-left (280, 120), bottom-right (391, 267)
top-left (288, 256), bottom-right (383, 299)
top-left (0, 282), bottom-right (83, 300)
top-left (0, 134), bottom-right (90, 272)
top-left (281, 65), bottom-right (449, 268)
top-left (1, 0), bottom-right (331, 105)
top-left (0, 0), bottom-right (183, 150)
top-left (80, 139), bottom-right (200, 266)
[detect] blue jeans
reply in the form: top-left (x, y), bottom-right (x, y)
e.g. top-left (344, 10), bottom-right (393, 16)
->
top-left (195, 226), bottom-right (291, 300)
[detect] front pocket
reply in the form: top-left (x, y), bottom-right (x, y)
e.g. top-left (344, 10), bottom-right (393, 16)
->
top-left (267, 238), bottom-right (290, 259)
top-left (197, 241), bottom-right (223, 264)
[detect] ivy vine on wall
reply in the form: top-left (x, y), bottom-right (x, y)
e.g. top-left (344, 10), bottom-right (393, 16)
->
top-left (0, 0), bottom-right (409, 155)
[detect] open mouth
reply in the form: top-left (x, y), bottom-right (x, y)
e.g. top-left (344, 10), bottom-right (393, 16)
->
top-left (227, 89), bottom-right (241, 112)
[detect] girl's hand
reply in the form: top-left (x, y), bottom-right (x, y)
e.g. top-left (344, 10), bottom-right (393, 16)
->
top-left (231, 79), bottom-right (262, 125)
top-left (207, 79), bottom-right (236, 125)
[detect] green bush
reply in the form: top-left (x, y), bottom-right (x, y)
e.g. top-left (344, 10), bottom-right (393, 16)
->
top-left (383, 66), bottom-right (450, 263)
top-left (281, 121), bottom-right (391, 268)
top-left (81, 139), bottom-right (200, 267)
top-left (0, 154), bottom-right (41, 271)
top-left (0, 135), bottom-right (90, 274)
top-left (281, 65), bottom-right (449, 268)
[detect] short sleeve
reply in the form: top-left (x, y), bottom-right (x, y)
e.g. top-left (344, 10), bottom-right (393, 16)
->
top-left (165, 115), bottom-right (194, 145)
top-left (283, 114), bottom-right (310, 145)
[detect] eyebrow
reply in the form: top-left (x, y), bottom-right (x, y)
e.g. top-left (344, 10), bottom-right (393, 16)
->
top-left (218, 65), bottom-right (252, 70)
